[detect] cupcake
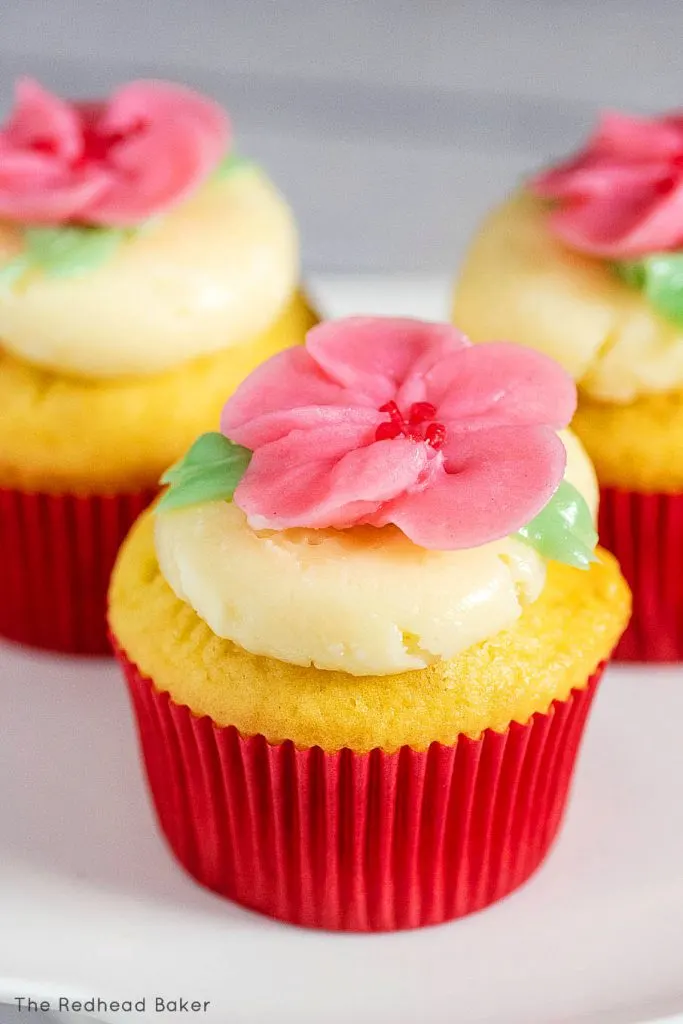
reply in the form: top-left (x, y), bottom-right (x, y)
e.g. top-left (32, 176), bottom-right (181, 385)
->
top-left (0, 78), bottom-right (316, 654)
top-left (109, 316), bottom-right (629, 931)
top-left (454, 111), bottom-right (683, 661)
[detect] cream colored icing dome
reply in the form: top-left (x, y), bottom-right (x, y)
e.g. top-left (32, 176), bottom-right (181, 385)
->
top-left (155, 429), bottom-right (597, 676)
top-left (0, 169), bottom-right (299, 378)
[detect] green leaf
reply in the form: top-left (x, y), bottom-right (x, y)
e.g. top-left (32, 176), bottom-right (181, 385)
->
top-left (612, 259), bottom-right (646, 290)
top-left (515, 480), bottom-right (598, 570)
top-left (640, 254), bottom-right (683, 326)
top-left (0, 254), bottom-right (29, 290)
top-left (158, 432), bottom-right (252, 513)
top-left (613, 253), bottom-right (683, 327)
top-left (23, 225), bottom-right (126, 278)
top-left (213, 152), bottom-right (254, 181)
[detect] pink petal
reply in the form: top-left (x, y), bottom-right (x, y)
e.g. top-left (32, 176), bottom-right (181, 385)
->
top-left (307, 317), bottom-right (468, 406)
top-left (422, 343), bottom-right (576, 430)
top-left (618, 181), bottom-right (683, 253)
top-left (222, 346), bottom-right (380, 450)
top-left (85, 123), bottom-right (219, 223)
top-left (532, 111), bottom-right (683, 202)
top-left (595, 110), bottom-right (683, 161)
top-left (102, 80), bottom-right (228, 144)
top-left (85, 80), bottom-right (229, 225)
top-left (2, 77), bottom-right (83, 163)
top-left (234, 427), bottom-right (434, 530)
top-left (0, 147), bottom-right (71, 179)
top-left (549, 183), bottom-right (683, 257)
top-left (367, 426), bottom-right (566, 550)
top-left (532, 156), bottom-right (667, 202)
top-left (0, 165), bottom-right (113, 223)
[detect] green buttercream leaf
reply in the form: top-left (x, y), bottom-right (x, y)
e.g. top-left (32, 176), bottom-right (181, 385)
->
top-left (23, 225), bottom-right (126, 278)
top-left (158, 432), bottom-right (252, 512)
top-left (612, 259), bottom-right (646, 290)
top-left (515, 480), bottom-right (598, 569)
top-left (613, 253), bottom-right (683, 327)
top-left (0, 254), bottom-right (29, 290)
top-left (214, 152), bottom-right (254, 180)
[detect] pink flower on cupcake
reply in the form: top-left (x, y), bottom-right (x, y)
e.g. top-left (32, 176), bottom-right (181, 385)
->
top-left (221, 317), bottom-right (576, 550)
top-left (532, 110), bottom-right (683, 258)
top-left (0, 78), bottom-right (229, 226)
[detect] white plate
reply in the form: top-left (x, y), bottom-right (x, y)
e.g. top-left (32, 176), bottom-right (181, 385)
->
top-left (2, 277), bottom-right (683, 1024)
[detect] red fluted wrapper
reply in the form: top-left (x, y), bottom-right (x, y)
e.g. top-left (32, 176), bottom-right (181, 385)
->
top-left (599, 486), bottom-right (683, 662)
top-left (0, 486), bottom-right (156, 655)
top-left (116, 644), bottom-right (604, 931)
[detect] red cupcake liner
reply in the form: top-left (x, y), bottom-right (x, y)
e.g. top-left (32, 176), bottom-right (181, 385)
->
top-left (599, 486), bottom-right (683, 662)
top-left (0, 486), bottom-right (156, 655)
top-left (116, 644), bottom-right (604, 931)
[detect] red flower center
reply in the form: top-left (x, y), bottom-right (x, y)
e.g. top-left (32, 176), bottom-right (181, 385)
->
top-left (28, 130), bottom-right (131, 166)
top-left (80, 114), bottom-right (146, 166)
top-left (375, 401), bottom-right (447, 449)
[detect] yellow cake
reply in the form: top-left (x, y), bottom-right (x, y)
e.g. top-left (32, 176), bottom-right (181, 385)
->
top-left (571, 389), bottom-right (683, 493)
top-left (0, 290), bottom-right (315, 493)
top-left (110, 507), bottom-right (628, 753)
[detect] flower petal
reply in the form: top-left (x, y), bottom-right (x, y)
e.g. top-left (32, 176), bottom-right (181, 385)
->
top-left (234, 426), bottom-right (434, 530)
top-left (532, 156), bottom-right (667, 203)
top-left (424, 342), bottom-right (576, 430)
top-left (596, 111), bottom-right (683, 161)
top-left (532, 112), bottom-right (683, 201)
top-left (85, 80), bottom-right (229, 225)
top-left (0, 165), bottom-right (113, 224)
top-left (368, 426), bottom-right (566, 550)
top-left (102, 80), bottom-right (228, 143)
top-left (552, 181), bottom-right (683, 258)
top-left (3, 77), bottom-right (83, 163)
top-left (307, 317), bottom-right (468, 405)
top-left (0, 79), bottom-right (113, 223)
top-left (222, 346), bottom-right (381, 449)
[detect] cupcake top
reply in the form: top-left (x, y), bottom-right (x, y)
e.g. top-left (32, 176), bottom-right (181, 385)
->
top-left (530, 111), bottom-right (683, 400)
top-left (0, 78), bottom-right (298, 378)
top-left (455, 110), bottom-right (683, 404)
top-left (155, 317), bottom-right (598, 676)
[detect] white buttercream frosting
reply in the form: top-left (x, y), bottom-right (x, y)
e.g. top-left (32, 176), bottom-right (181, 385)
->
top-left (154, 430), bottom-right (597, 676)
top-left (0, 168), bottom-right (299, 378)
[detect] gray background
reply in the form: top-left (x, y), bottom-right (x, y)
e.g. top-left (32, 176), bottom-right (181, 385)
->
top-left (0, 0), bottom-right (682, 274)
top-left (1, 3), bottom-right (683, 1022)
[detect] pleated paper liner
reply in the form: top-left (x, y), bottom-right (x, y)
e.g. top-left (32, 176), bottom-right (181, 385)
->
top-left (0, 486), bottom-right (156, 655)
top-left (115, 643), bottom-right (605, 932)
top-left (599, 486), bottom-right (683, 662)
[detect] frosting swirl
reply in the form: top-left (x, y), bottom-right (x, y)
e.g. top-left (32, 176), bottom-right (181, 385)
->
top-left (155, 429), bottom-right (596, 676)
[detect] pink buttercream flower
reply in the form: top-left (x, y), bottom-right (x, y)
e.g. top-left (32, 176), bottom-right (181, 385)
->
top-left (531, 110), bottom-right (683, 258)
top-left (221, 317), bottom-right (576, 550)
top-left (0, 77), bottom-right (229, 226)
